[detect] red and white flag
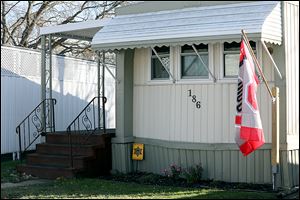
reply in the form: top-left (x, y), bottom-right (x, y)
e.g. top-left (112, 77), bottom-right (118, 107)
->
top-left (235, 38), bottom-right (265, 156)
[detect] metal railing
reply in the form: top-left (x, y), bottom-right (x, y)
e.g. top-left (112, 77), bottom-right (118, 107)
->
top-left (66, 96), bottom-right (107, 168)
top-left (16, 98), bottom-right (57, 160)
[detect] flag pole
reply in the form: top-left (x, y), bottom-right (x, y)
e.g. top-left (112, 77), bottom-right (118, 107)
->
top-left (242, 30), bottom-right (280, 190)
top-left (271, 87), bottom-right (280, 190)
top-left (241, 30), bottom-right (275, 100)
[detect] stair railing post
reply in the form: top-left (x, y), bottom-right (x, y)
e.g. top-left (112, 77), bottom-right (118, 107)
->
top-left (17, 127), bottom-right (22, 161)
top-left (52, 99), bottom-right (56, 132)
top-left (68, 127), bottom-right (73, 168)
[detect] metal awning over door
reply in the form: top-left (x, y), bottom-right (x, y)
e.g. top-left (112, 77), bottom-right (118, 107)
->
top-left (40, 19), bottom-right (111, 41)
top-left (91, 1), bottom-right (282, 51)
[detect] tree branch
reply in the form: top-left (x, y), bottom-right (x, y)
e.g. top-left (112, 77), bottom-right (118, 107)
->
top-left (3, 1), bottom-right (21, 16)
top-left (95, 1), bottom-right (124, 19)
top-left (3, 1), bottom-right (127, 58)
top-left (20, 1), bottom-right (52, 46)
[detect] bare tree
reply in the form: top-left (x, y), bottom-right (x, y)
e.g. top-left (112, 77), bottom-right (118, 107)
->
top-left (1, 1), bottom-right (127, 58)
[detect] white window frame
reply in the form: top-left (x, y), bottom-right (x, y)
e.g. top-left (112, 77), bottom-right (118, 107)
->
top-left (219, 41), bottom-right (260, 83)
top-left (177, 44), bottom-right (214, 84)
top-left (147, 46), bottom-right (174, 85)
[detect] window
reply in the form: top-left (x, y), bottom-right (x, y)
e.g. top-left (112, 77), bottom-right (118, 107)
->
top-left (181, 44), bottom-right (209, 79)
top-left (151, 46), bottom-right (170, 80)
top-left (223, 41), bottom-right (256, 77)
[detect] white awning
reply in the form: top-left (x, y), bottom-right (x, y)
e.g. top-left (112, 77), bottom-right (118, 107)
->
top-left (91, 1), bottom-right (282, 51)
top-left (40, 19), bottom-right (111, 41)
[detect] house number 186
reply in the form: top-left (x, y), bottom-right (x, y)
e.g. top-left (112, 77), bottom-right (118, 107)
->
top-left (188, 89), bottom-right (201, 109)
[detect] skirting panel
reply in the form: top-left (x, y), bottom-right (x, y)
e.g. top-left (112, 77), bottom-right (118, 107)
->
top-left (112, 143), bottom-right (133, 173)
top-left (136, 144), bottom-right (272, 184)
top-left (111, 138), bottom-right (299, 187)
top-left (280, 149), bottom-right (299, 187)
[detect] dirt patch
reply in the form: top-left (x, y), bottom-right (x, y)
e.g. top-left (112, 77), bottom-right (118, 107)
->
top-left (1, 179), bottom-right (51, 189)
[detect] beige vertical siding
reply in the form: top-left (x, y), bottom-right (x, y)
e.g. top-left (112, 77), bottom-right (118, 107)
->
top-left (133, 46), bottom-right (274, 144)
top-left (283, 2), bottom-right (299, 137)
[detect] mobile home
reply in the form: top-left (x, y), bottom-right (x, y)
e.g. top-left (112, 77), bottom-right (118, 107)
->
top-left (16, 1), bottom-right (298, 188)
top-left (91, 1), bottom-right (298, 188)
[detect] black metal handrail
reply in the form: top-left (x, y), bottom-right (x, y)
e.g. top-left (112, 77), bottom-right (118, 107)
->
top-left (16, 98), bottom-right (57, 160)
top-left (66, 96), bottom-right (107, 133)
top-left (66, 96), bottom-right (107, 168)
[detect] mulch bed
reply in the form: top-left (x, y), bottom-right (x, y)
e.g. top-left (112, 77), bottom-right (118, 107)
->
top-left (99, 171), bottom-right (273, 192)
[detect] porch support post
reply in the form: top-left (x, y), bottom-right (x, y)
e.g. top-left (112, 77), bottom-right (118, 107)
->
top-left (97, 51), bottom-right (101, 129)
top-left (112, 49), bottom-right (134, 173)
top-left (272, 87), bottom-right (280, 190)
top-left (41, 35), bottom-right (46, 132)
top-left (48, 34), bottom-right (53, 132)
top-left (102, 51), bottom-right (106, 133)
top-left (41, 34), bottom-right (53, 133)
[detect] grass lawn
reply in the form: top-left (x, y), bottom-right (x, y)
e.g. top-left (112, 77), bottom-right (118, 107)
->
top-left (1, 159), bottom-right (38, 184)
top-left (1, 178), bottom-right (277, 199)
top-left (1, 159), bottom-right (19, 183)
top-left (1, 160), bottom-right (277, 199)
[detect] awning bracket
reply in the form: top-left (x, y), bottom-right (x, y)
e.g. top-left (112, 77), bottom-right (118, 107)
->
top-left (191, 44), bottom-right (216, 82)
top-left (261, 40), bottom-right (282, 79)
top-left (103, 63), bottom-right (119, 83)
top-left (151, 47), bottom-right (175, 83)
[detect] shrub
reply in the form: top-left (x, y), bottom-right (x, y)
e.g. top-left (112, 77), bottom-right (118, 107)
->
top-left (162, 163), bottom-right (184, 180)
top-left (162, 163), bottom-right (203, 184)
top-left (182, 163), bottom-right (203, 184)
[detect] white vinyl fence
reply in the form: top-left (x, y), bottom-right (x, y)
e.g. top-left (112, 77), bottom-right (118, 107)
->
top-left (1, 46), bottom-right (115, 154)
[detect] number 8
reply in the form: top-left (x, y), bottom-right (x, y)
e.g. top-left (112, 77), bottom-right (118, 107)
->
top-left (192, 95), bottom-right (197, 103)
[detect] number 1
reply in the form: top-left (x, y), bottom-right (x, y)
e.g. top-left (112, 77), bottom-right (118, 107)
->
top-left (188, 89), bottom-right (191, 97)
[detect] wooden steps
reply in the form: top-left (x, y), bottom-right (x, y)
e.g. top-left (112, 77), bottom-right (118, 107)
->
top-left (26, 153), bottom-right (93, 168)
top-left (36, 143), bottom-right (99, 156)
top-left (17, 164), bottom-right (77, 179)
top-left (17, 132), bottom-right (112, 179)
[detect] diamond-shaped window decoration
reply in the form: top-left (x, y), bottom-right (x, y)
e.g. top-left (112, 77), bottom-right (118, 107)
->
top-left (161, 57), bottom-right (170, 69)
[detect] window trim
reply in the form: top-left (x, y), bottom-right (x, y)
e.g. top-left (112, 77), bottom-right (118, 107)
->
top-left (219, 41), bottom-right (260, 83)
top-left (223, 51), bottom-right (240, 78)
top-left (147, 47), bottom-right (173, 85)
top-left (177, 44), bottom-right (214, 83)
top-left (151, 53), bottom-right (170, 80)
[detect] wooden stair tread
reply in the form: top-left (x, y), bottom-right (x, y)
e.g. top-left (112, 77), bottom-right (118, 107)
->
top-left (17, 164), bottom-right (78, 179)
top-left (37, 143), bottom-right (102, 147)
top-left (27, 153), bottom-right (93, 159)
top-left (18, 164), bottom-right (75, 170)
top-left (17, 132), bottom-right (113, 179)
